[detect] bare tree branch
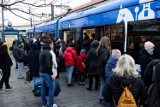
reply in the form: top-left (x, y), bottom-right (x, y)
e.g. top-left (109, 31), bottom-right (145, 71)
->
top-left (21, 2), bottom-right (50, 7)
top-left (5, 0), bottom-right (26, 6)
top-left (10, 7), bottom-right (40, 17)
top-left (3, 5), bottom-right (30, 21)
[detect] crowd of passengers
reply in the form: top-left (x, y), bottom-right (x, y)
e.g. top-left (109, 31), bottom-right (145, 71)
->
top-left (0, 33), bottom-right (160, 107)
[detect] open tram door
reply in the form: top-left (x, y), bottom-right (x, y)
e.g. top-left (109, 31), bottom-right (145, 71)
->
top-left (127, 19), bottom-right (160, 63)
top-left (81, 28), bottom-right (95, 53)
top-left (61, 30), bottom-right (71, 47)
top-left (104, 24), bottom-right (124, 53)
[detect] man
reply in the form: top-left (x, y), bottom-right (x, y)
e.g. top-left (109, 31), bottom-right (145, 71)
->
top-left (39, 39), bottom-right (57, 107)
top-left (13, 40), bottom-right (26, 79)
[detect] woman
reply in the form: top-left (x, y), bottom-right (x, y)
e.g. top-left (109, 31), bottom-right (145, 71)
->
top-left (62, 43), bottom-right (77, 86)
top-left (84, 40), bottom-right (99, 91)
top-left (28, 40), bottom-right (41, 92)
top-left (97, 36), bottom-right (111, 103)
top-left (140, 41), bottom-right (155, 79)
top-left (103, 54), bottom-right (147, 107)
top-left (0, 41), bottom-right (13, 90)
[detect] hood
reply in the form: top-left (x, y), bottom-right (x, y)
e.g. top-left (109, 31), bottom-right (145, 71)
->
top-left (91, 40), bottom-right (99, 49)
top-left (80, 52), bottom-right (86, 59)
top-left (66, 47), bottom-right (73, 52)
top-left (114, 74), bottom-right (137, 86)
top-left (42, 44), bottom-right (50, 50)
top-left (107, 56), bottom-right (118, 65)
top-left (31, 42), bottom-right (40, 50)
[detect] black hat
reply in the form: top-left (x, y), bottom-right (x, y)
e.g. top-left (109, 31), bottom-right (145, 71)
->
top-left (43, 39), bottom-right (52, 45)
top-left (17, 40), bottom-right (22, 45)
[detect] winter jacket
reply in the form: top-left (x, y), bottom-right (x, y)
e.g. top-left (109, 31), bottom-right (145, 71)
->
top-left (39, 44), bottom-right (53, 76)
top-left (28, 42), bottom-right (41, 77)
top-left (139, 49), bottom-right (155, 79)
top-left (84, 41), bottom-right (99, 75)
top-left (103, 74), bottom-right (147, 105)
top-left (76, 52), bottom-right (86, 73)
top-left (0, 45), bottom-right (13, 68)
top-left (13, 45), bottom-right (26, 62)
top-left (105, 56), bottom-right (118, 80)
top-left (62, 47), bottom-right (77, 67)
top-left (97, 47), bottom-right (110, 78)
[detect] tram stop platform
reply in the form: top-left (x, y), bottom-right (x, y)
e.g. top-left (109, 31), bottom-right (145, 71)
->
top-left (0, 55), bottom-right (105, 107)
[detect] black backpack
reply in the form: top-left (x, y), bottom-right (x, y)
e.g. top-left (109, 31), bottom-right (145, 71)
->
top-left (143, 59), bottom-right (160, 87)
top-left (144, 59), bottom-right (160, 107)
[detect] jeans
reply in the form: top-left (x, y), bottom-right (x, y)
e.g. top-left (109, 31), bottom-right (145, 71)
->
top-left (66, 66), bottom-right (74, 84)
top-left (32, 76), bottom-right (42, 90)
top-left (17, 62), bottom-right (24, 78)
top-left (40, 73), bottom-right (55, 107)
top-left (100, 76), bottom-right (106, 100)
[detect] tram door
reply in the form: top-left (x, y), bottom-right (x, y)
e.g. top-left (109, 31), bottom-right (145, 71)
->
top-left (81, 28), bottom-right (95, 53)
top-left (104, 24), bottom-right (124, 53)
top-left (127, 19), bottom-right (160, 63)
top-left (63, 30), bottom-right (71, 47)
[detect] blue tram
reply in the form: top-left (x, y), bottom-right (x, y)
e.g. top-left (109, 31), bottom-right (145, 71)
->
top-left (27, 0), bottom-right (160, 62)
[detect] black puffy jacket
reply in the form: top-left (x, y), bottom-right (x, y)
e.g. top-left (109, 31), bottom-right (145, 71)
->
top-left (139, 49), bottom-right (155, 79)
top-left (84, 41), bottom-right (99, 75)
top-left (97, 47), bottom-right (110, 78)
top-left (13, 46), bottom-right (26, 62)
top-left (103, 74), bottom-right (147, 105)
top-left (0, 45), bottom-right (13, 68)
top-left (39, 44), bottom-right (53, 76)
top-left (28, 42), bottom-right (41, 77)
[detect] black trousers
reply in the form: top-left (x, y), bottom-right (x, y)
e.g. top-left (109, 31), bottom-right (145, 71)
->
top-left (88, 74), bottom-right (100, 90)
top-left (0, 67), bottom-right (11, 88)
top-left (79, 72), bottom-right (85, 82)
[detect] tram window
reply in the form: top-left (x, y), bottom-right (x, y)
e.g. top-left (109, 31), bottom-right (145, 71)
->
top-left (105, 24), bottom-right (124, 52)
top-left (83, 28), bottom-right (95, 41)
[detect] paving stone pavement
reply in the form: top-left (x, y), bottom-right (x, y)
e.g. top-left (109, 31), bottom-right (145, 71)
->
top-left (0, 55), bottom-right (106, 107)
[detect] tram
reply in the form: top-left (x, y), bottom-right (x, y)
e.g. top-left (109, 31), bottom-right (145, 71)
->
top-left (27, 0), bottom-right (160, 63)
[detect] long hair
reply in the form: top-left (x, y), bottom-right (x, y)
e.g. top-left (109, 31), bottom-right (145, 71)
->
top-left (96, 36), bottom-right (111, 54)
top-left (114, 54), bottom-right (138, 78)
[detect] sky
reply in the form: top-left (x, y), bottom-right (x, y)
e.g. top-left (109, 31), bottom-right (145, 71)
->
top-left (0, 0), bottom-right (92, 26)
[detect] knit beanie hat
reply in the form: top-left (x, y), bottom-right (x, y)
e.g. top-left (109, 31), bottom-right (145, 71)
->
top-left (17, 40), bottom-right (22, 45)
top-left (112, 49), bottom-right (121, 59)
top-left (144, 41), bottom-right (155, 50)
top-left (80, 49), bottom-right (86, 53)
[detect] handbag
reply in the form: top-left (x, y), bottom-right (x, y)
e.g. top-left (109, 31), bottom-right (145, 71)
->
top-left (24, 71), bottom-right (32, 84)
top-left (54, 81), bottom-right (61, 97)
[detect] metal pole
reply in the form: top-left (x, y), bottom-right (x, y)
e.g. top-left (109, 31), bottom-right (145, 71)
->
top-left (30, 17), bottom-right (32, 27)
top-left (124, 21), bottom-right (128, 53)
top-left (1, 0), bottom-right (4, 41)
top-left (51, 4), bottom-right (54, 20)
top-left (60, 0), bottom-right (62, 14)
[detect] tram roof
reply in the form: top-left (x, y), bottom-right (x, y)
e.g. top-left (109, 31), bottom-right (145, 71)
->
top-left (60, 0), bottom-right (155, 22)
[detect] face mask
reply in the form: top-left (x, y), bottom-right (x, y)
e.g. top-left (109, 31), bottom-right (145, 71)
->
top-left (147, 50), bottom-right (154, 55)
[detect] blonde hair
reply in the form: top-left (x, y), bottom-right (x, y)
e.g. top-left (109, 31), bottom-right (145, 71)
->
top-left (114, 54), bottom-right (138, 78)
top-left (96, 36), bottom-right (111, 54)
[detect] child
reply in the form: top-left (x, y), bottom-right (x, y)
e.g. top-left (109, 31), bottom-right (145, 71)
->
top-left (76, 49), bottom-right (86, 85)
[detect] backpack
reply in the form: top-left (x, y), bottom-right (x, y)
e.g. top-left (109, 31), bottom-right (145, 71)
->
top-left (145, 60), bottom-right (160, 107)
top-left (143, 59), bottom-right (160, 87)
top-left (54, 81), bottom-right (61, 97)
top-left (115, 84), bottom-right (137, 107)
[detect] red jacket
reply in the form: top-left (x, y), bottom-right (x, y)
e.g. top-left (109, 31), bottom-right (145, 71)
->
top-left (76, 52), bottom-right (86, 72)
top-left (62, 47), bottom-right (77, 66)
